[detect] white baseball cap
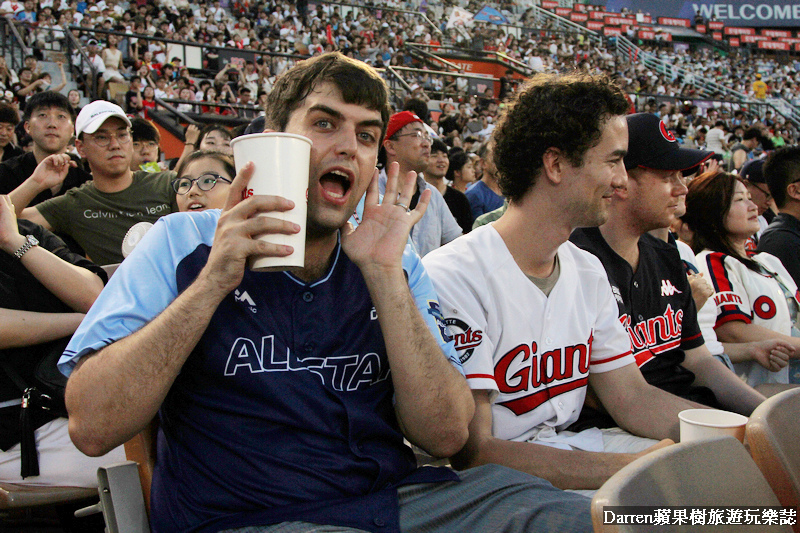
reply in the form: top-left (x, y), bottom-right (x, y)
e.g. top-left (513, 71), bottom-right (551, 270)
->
top-left (76, 100), bottom-right (131, 137)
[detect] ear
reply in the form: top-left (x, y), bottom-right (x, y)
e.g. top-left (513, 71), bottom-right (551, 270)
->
top-left (24, 121), bottom-right (30, 135)
top-left (383, 138), bottom-right (396, 158)
top-left (541, 147), bottom-right (564, 185)
top-left (75, 138), bottom-right (86, 158)
top-left (787, 181), bottom-right (800, 202)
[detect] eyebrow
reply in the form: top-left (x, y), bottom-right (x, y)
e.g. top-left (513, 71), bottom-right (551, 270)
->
top-left (308, 104), bottom-right (383, 129)
top-left (609, 149), bottom-right (627, 159)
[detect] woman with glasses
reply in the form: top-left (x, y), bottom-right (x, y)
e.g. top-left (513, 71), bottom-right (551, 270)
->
top-left (682, 170), bottom-right (800, 389)
top-left (172, 150), bottom-right (234, 213)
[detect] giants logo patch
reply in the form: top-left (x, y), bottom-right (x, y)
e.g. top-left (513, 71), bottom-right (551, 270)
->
top-left (494, 334), bottom-right (592, 415)
top-left (754, 296), bottom-right (777, 320)
top-left (659, 121), bottom-right (676, 142)
top-left (445, 317), bottom-right (483, 364)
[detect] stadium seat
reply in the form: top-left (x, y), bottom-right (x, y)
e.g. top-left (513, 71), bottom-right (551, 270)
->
top-left (591, 436), bottom-right (789, 532)
top-left (747, 388), bottom-right (800, 519)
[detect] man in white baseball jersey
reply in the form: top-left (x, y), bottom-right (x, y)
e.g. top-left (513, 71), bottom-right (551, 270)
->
top-left (424, 74), bottom-right (697, 492)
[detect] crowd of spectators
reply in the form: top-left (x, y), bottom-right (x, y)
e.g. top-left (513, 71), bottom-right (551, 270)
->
top-left (0, 0), bottom-right (797, 173)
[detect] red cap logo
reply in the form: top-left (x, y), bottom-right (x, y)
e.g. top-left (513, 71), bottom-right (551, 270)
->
top-left (659, 121), bottom-right (676, 142)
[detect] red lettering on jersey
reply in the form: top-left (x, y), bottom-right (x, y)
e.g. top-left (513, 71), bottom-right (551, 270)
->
top-left (621, 305), bottom-right (683, 359)
top-left (242, 188), bottom-right (254, 199)
top-left (495, 335), bottom-right (592, 409)
top-left (753, 296), bottom-right (777, 320)
top-left (714, 292), bottom-right (744, 306)
top-left (497, 377), bottom-right (589, 416)
top-left (495, 343), bottom-right (531, 393)
top-left (454, 328), bottom-right (483, 350)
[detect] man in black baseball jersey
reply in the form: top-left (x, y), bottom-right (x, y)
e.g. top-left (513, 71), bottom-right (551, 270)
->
top-left (571, 113), bottom-right (766, 427)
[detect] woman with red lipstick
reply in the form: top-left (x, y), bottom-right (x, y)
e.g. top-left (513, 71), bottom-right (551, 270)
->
top-left (683, 171), bottom-right (800, 387)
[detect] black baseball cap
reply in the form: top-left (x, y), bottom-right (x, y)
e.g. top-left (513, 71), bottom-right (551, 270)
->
top-left (739, 158), bottom-right (766, 184)
top-left (625, 113), bottom-right (713, 171)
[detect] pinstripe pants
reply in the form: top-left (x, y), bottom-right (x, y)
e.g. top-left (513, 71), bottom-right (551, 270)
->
top-left (222, 464), bottom-right (592, 533)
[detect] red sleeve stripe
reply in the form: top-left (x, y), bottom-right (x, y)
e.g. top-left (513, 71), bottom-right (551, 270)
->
top-left (593, 350), bottom-right (632, 365)
top-left (466, 373), bottom-right (496, 381)
top-left (715, 312), bottom-right (752, 328)
top-left (681, 332), bottom-right (703, 343)
top-left (705, 253), bottom-right (734, 293)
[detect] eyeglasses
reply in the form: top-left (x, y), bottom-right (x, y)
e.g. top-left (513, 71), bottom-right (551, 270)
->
top-left (133, 140), bottom-right (159, 150)
top-left (751, 183), bottom-right (772, 201)
top-left (394, 130), bottom-right (432, 143)
top-left (88, 129), bottom-right (132, 146)
top-left (172, 172), bottom-right (232, 195)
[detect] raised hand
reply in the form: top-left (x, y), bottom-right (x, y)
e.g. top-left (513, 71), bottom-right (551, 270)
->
top-left (342, 161), bottom-right (430, 275)
top-left (0, 195), bottom-right (24, 254)
top-left (29, 153), bottom-right (76, 192)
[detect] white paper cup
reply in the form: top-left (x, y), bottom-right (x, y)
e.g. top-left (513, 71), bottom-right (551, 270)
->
top-left (230, 132), bottom-right (312, 271)
top-left (678, 409), bottom-right (748, 443)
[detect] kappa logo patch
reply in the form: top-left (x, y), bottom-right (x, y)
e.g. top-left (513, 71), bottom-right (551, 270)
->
top-left (660, 279), bottom-right (682, 297)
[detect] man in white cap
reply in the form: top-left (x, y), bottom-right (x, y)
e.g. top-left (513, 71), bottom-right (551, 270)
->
top-left (10, 100), bottom-right (176, 265)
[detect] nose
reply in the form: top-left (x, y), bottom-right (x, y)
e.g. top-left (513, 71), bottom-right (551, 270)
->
top-left (611, 161), bottom-right (628, 190)
top-left (335, 126), bottom-right (358, 157)
top-left (672, 172), bottom-right (688, 195)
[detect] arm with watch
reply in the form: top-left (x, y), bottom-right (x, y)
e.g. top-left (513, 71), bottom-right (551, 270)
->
top-left (0, 195), bottom-right (104, 350)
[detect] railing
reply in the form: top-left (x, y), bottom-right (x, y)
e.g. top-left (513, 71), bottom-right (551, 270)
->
top-left (528, 4), bottom-right (602, 45)
top-left (64, 26), bottom-right (100, 100)
top-left (0, 16), bottom-right (32, 73)
top-left (615, 35), bottom-right (800, 128)
top-left (322, 1), bottom-right (444, 41)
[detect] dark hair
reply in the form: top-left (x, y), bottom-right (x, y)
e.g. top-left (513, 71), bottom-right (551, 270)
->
top-left (430, 137), bottom-right (448, 154)
top-left (22, 91), bottom-right (75, 123)
top-left (0, 102), bottom-right (18, 125)
top-left (174, 149), bottom-right (235, 182)
top-left (130, 117), bottom-right (160, 143)
top-left (743, 127), bottom-right (760, 141)
top-left (194, 124), bottom-right (231, 150)
top-left (403, 98), bottom-right (430, 125)
top-left (682, 171), bottom-right (759, 271)
top-left (265, 52), bottom-right (390, 142)
top-left (445, 149), bottom-right (469, 182)
top-left (492, 72), bottom-right (629, 202)
top-left (764, 145), bottom-right (800, 208)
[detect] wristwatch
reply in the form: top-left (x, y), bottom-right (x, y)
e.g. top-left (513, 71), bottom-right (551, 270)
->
top-left (13, 234), bottom-right (39, 260)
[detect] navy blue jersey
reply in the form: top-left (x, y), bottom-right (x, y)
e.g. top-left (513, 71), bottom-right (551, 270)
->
top-left (61, 209), bottom-right (460, 533)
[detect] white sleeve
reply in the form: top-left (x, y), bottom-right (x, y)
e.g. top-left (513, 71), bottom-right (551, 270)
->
top-left (587, 274), bottom-right (635, 373)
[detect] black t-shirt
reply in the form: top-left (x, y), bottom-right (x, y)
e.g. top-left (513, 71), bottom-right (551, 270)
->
top-left (0, 152), bottom-right (93, 205)
top-left (0, 220), bottom-right (106, 449)
top-left (569, 228), bottom-right (719, 426)
top-left (1, 143), bottom-right (22, 162)
top-left (757, 212), bottom-right (800, 287)
top-left (443, 185), bottom-right (473, 234)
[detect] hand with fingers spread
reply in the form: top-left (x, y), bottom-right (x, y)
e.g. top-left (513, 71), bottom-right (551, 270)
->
top-left (342, 161), bottom-right (430, 274)
top-left (201, 161), bottom-right (300, 295)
